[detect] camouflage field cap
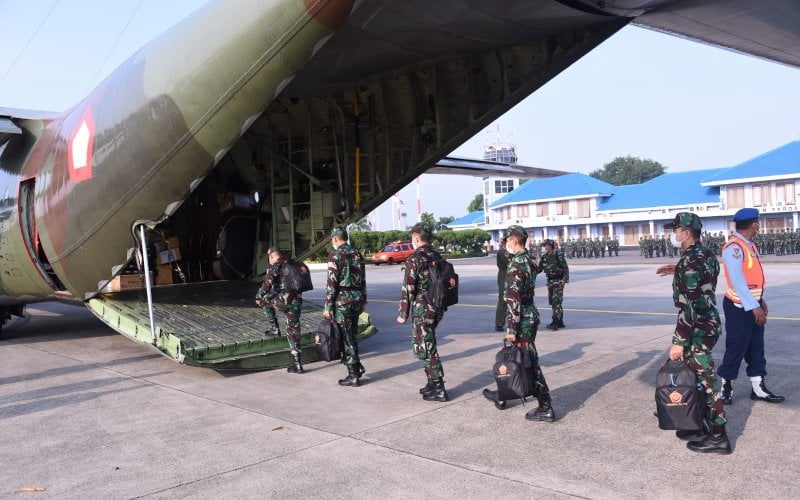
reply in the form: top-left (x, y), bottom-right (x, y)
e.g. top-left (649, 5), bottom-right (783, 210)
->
top-left (410, 223), bottom-right (433, 240)
top-left (664, 212), bottom-right (702, 231)
top-left (505, 225), bottom-right (527, 240)
top-left (330, 227), bottom-right (348, 239)
top-left (542, 239), bottom-right (555, 247)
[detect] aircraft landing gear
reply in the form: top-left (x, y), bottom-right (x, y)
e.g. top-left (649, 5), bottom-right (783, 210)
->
top-left (0, 305), bottom-right (25, 339)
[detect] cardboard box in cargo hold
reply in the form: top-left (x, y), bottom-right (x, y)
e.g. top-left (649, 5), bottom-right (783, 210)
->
top-left (155, 237), bottom-right (181, 265)
top-left (105, 273), bottom-right (151, 292)
top-left (155, 264), bottom-right (173, 286)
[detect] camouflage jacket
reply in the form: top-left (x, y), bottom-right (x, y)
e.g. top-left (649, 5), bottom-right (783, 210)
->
top-left (255, 259), bottom-right (301, 308)
top-left (672, 242), bottom-right (721, 345)
top-left (398, 244), bottom-right (444, 319)
top-left (324, 243), bottom-right (366, 314)
top-left (540, 251), bottom-right (569, 284)
top-left (505, 249), bottom-right (540, 337)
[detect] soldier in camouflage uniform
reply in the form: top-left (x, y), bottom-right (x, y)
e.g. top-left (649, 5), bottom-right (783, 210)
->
top-left (483, 225), bottom-right (555, 422)
top-left (495, 237), bottom-right (510, 332)
top-left (540, 239), bottom-right (569, 331)
top-left (397, 223), bottom-right (449, 402)
top-left (324, 227), bottom-right (367, 387)
top-left (656, 212), bottom-right (730, 454)
top-left (256, 247), bottom-right (305, 373)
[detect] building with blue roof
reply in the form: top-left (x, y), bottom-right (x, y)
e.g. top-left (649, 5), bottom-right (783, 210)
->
top-left (449, 210), bottom-right (484, 229)
top-left (451, 140), bottom-right (800, 248)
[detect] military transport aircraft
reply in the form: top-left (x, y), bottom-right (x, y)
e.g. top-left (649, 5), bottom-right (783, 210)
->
top-left (1, 0), bottom-right (798, 368)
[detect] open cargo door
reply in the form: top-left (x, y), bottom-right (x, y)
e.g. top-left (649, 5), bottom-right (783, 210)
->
top-left (87, 281), bottom-right (377, 370)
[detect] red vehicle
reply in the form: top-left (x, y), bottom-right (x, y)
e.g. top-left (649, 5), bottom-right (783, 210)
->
top-left (372, 241), bottom-right (414, 265)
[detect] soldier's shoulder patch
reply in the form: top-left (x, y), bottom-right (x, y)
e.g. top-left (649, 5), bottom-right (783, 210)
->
top-left (731, 246), bottom-right (742, 259)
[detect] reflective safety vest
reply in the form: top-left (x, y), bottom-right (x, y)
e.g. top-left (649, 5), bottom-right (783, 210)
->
top-left (722, 235), bottom-right (765, 304)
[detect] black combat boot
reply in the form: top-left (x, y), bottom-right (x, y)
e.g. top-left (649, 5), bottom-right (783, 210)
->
top-left (750, 376), bottom-right (785, 403)
top-left (420, 371), bottom-right (434, 396)
top-left (265, 317), bottom-right (281, 337)
top-left (357, 362), bottom-right (366, 377)
top-left (557, 319), bottom-right (566, 328)
top-left (482, 388), bottom-right (506, 410)
top-left (686, 424), bottom-right (732, 455)
top-left (545, 321), bottom-right (558, 331)
top-left (675, 428), bottom-right (705, 440)
top-left (422, 378), bottom-right (448, 402)
top-left (525, 395), bottom-right (555, 422)
top-left (720, 378), bottom-right (733, 405)
top-left (338, 365), bottom-right (360, 387)
top-left (287, 352), bottom-right (304, 374)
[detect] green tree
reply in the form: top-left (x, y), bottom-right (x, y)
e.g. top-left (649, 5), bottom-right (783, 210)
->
top-left (420, 212), bottom-right (437, 227)
top-left (467, 194), bottom-right (484, 213)
top-left (436, 216), bottom-right (454, 232)
top-left (433, 230), bottom-right (456, 252)
top-left (590, 156), bottom-right (666, 185)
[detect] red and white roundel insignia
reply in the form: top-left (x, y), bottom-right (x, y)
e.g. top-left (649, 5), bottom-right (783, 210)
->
top-left (68, 108), bottom-right (95, 183)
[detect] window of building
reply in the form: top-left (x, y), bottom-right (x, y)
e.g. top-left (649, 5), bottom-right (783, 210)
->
top-left (516, 204), bottom-right (529, 218)
top-left (556, 200), bottom-right (569, 215)
top-left (726, 186), bottom-right (745, 209)
top-left (495, 179), bottom-right (514, 194)
top-left (576, 199), bottom-right (590, 218)
top-left (536, 202), bottom-right (549, 217)
top-left (752, 183), bottom-right (771, 206)
top-left (777, 182), bottom-right (796, 205)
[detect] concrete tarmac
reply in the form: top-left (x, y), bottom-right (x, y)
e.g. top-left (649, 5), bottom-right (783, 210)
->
top-left (1, 252), bottom-right (798, 499)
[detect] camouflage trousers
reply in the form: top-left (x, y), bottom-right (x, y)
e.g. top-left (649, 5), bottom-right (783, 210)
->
top-left (517, 316), bottom-right (550, 398)
top-left (411, 303), bottom-right (445, 380)
top-left (547, 282), bottom-right (564, 322)
top-left (681, 331), bottom-right (726, 426)
top-left (262, 300), bottom-right (302, 355)
top-left (333, 303), bottom-right (361, 367)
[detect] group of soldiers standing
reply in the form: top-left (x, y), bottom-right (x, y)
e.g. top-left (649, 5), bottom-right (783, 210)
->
top-left (555, 237), bottom-right (620, 259)
top-left (641, 228), bottom-right (800, 259)
top-left (639, 235), bottom-right (680, 258)
top-left (751, 228), bottom-right (800, 255)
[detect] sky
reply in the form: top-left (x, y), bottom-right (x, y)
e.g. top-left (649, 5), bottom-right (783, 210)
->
top-left (2, 1), bottom-right (800, 230)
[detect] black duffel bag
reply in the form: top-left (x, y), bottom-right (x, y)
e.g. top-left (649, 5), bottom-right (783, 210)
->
top-left (315, 318), bottom-right (342, 362)
top-left (493, 342), bottom-right (536, 403)
top-left (655, 359), bottom-right (704, 431)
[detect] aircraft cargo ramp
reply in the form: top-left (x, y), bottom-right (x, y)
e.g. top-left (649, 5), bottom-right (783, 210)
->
top-left (86, 281), bottom-right (377, 370)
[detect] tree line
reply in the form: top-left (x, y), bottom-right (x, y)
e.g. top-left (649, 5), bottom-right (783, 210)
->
top-left (349, 228), bottom-right (491, 256)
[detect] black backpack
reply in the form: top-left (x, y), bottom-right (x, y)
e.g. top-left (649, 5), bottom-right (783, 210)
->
top-left (314, 319), bottom-right (342, 362)
top-left (281, 260), bottom-right (313, 294)
top-left (426, 255), bottom-right (458, 309)
top-left (655, 359), bottom-right (704, 431)
top-left (493, 342), bottom-right (536, 402)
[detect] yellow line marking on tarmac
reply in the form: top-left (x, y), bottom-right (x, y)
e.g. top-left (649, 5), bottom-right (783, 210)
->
top-left (367, 299), bottom-right (800, 321)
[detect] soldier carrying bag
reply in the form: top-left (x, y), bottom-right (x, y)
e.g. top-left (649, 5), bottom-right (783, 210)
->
top-left (281, 260), bottom-right (313, 294)
top-left (426, 255), bottom-right (459, 309)
top-left (493, 341), bottom-right (536, 403)
top-left (315, 318), bottom-right (343, 362)
top-left (655, 359), bottom-right (704, 431)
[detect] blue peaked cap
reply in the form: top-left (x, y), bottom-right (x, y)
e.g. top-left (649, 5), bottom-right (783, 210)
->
top-left (733, 208), bottom-right (759, 222)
